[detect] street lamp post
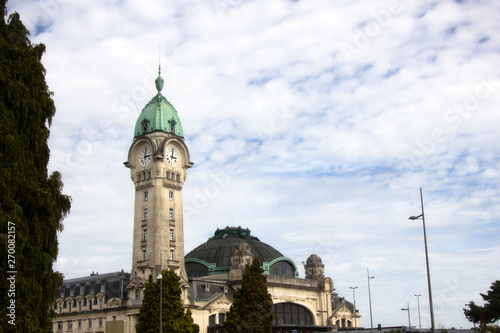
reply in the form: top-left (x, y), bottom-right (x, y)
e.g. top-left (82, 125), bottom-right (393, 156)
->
top-left (158, 272), bottom-right (162, 333)
top-left (367, 268), bottom-right (375, 333)
top-left (409, 188), bottom-right (435, 333)
top-left (401, 303), bottom-right (412, 333)
top-left (415, 294), bottom-right (422, 332)
top-left (158, 252), bottom-right (163, 333)
top-left (350, 287), bottom-right (358, 332)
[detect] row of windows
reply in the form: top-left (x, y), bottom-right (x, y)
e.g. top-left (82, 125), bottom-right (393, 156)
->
top-left (205, 303), bottom-right (314, 327)
top-left (136, 171), bottom-right (152, 182)
top-left (142, 249), bottom-right (175, 261)
top-left (142, 228), bottom-right (174, 242)
top-left (336, 319), bottom-right (353, 328)
top-left (57, 317), bottom-right (105, 331)
top-left (142, 208), bottom-right (175, 221)
top-left (136, 171), bottom-right (182, 183)
top-left (54, 297), bottom-right (105, 313)
top-left (143, 191), bottom-right (174, 201)
top-left (59, 282), bottom-right (105, 298)
top-left (208, 313), bottom-right (226, 326)
top-left (166, 171), bottom-right (181, 182)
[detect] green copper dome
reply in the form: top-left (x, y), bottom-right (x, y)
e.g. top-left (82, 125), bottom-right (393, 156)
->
top-left (134, 67), bottom-right (184, 138)
top-left (185, 226), bottom-right (299, 279)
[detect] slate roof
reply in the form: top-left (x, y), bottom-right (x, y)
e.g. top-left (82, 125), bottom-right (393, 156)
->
top-left (58, 271), bottom-right (130, 301)
top-left (332, 295), bottom-right (356, 312)
top-left (185, 226), bottom-right (284, 267)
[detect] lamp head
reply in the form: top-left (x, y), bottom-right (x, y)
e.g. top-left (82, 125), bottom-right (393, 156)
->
top-left (409, 214), bottom-right (423, 220)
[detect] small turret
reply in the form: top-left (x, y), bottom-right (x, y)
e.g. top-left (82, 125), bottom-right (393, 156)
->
top-left (304, 254), bottom-right (325, 280)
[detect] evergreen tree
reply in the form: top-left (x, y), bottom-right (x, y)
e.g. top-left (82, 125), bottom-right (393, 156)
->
top-left (464, 281), bottom-right (500, 329)
top-left (481, 281), bottom-right (500, 323)
top-left (0, 1), bottom-right (71, 332)
top-left (136, 268), bottom-right (199, 333)
top-left (225, 257), bottom-right (273, 333)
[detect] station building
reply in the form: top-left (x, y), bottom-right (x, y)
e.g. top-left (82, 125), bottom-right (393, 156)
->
top-left (52, 70), bottom-right (358, 333)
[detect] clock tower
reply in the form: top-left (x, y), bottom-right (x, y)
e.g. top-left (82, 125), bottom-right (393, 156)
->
top-left (124, 67), bottom-right (193, 286)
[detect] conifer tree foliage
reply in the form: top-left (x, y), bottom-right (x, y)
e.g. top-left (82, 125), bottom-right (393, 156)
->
top-left (0, 1), bottom-right (71, 332)
top-left (225, 257), bottom-right (273, 333)
top-left (136, 268), bottom-right (199, 333)
top-left (464, 281), bottom-right (500, 331)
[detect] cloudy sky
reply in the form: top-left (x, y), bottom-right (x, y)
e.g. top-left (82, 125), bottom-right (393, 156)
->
top-left (7, 0), bottom-right (500, 329)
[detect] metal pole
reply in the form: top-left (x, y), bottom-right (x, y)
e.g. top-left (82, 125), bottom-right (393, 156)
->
top-left (402, 303), bottom-right (411, 333)
top-left (419, 188), bottom-right (435, 333)
top-left (367, 268), bottom-right (375, 333)
top-left (409, 189), bottom-right (436, 333)
top-left (351, 287), bottom-right (358, 332)
top-left (408, 303), bottom-right (412, 333)
top-left (159, 253), bottom-right (162, 333)
top-left (415, 294), bottom-right (422, 332)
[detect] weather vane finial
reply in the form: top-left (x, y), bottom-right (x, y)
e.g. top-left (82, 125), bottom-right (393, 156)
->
top-left (158, 46), bottom-right (161, 76)
top-left (155, 46), bottom-right (164, 93)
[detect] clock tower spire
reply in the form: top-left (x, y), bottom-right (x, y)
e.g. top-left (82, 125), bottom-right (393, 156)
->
top-left (124, 67), bottom-right (193, 287)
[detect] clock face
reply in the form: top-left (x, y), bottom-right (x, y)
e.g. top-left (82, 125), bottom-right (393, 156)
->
top-left (165, 147), bottom-right (179, 166)
top-left (138, 146), bottom-right (152, 167)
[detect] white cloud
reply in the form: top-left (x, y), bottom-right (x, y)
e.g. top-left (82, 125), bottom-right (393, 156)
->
top-left (6, 0), bottom-right (500, 329)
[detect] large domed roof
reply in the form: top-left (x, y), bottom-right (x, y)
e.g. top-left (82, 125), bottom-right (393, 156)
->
top-left (185, 226), bottom-right (298, 279)
top-left (134, 67), bottom-right (184, 138)
top-left (186, 226), bottom-right (283, 267)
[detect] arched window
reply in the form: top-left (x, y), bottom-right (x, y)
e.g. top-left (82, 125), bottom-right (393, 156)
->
top-left (148, 171), bottom-right (151, 179)
top-left (166, 171), bottom-right (170, 180)
top-left (137, 173), bottom-right (141, 182)
top-left (176, 174), bottom-right (180, 182)
top-left (186, 262), bottom-right (209, 279)
top-left (269, 261), bottom-right (295, 277)
top-left (135, 289), bottom-right (140, 300)
top-left (272, 303), bottom-right (314, 326)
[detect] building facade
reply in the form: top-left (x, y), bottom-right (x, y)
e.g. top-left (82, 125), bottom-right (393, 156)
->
top-left (52, 69), bottom-right (358, 333)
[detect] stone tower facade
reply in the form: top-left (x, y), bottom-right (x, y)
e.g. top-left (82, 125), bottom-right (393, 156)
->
top-left (124, 67), bottom-right (193, 284)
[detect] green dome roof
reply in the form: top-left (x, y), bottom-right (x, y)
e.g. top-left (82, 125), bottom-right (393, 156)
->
top-left (186, 227), bottom-right (284, 267)
top-left (185, 226), bottom-right (299, 279)
top-left (134, 67), bottom-right (184, 138)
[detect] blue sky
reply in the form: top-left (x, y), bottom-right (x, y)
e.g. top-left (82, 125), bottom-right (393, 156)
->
top-left (7, 0), bottom-right (500, 329)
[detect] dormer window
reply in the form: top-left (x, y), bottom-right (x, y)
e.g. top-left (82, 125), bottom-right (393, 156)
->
top-left (141, 119), bottom-right (149, 132)
top-left (168, 118), bottom-right (177, 133)
top-left (100, 282), bottom-right (105, 293)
